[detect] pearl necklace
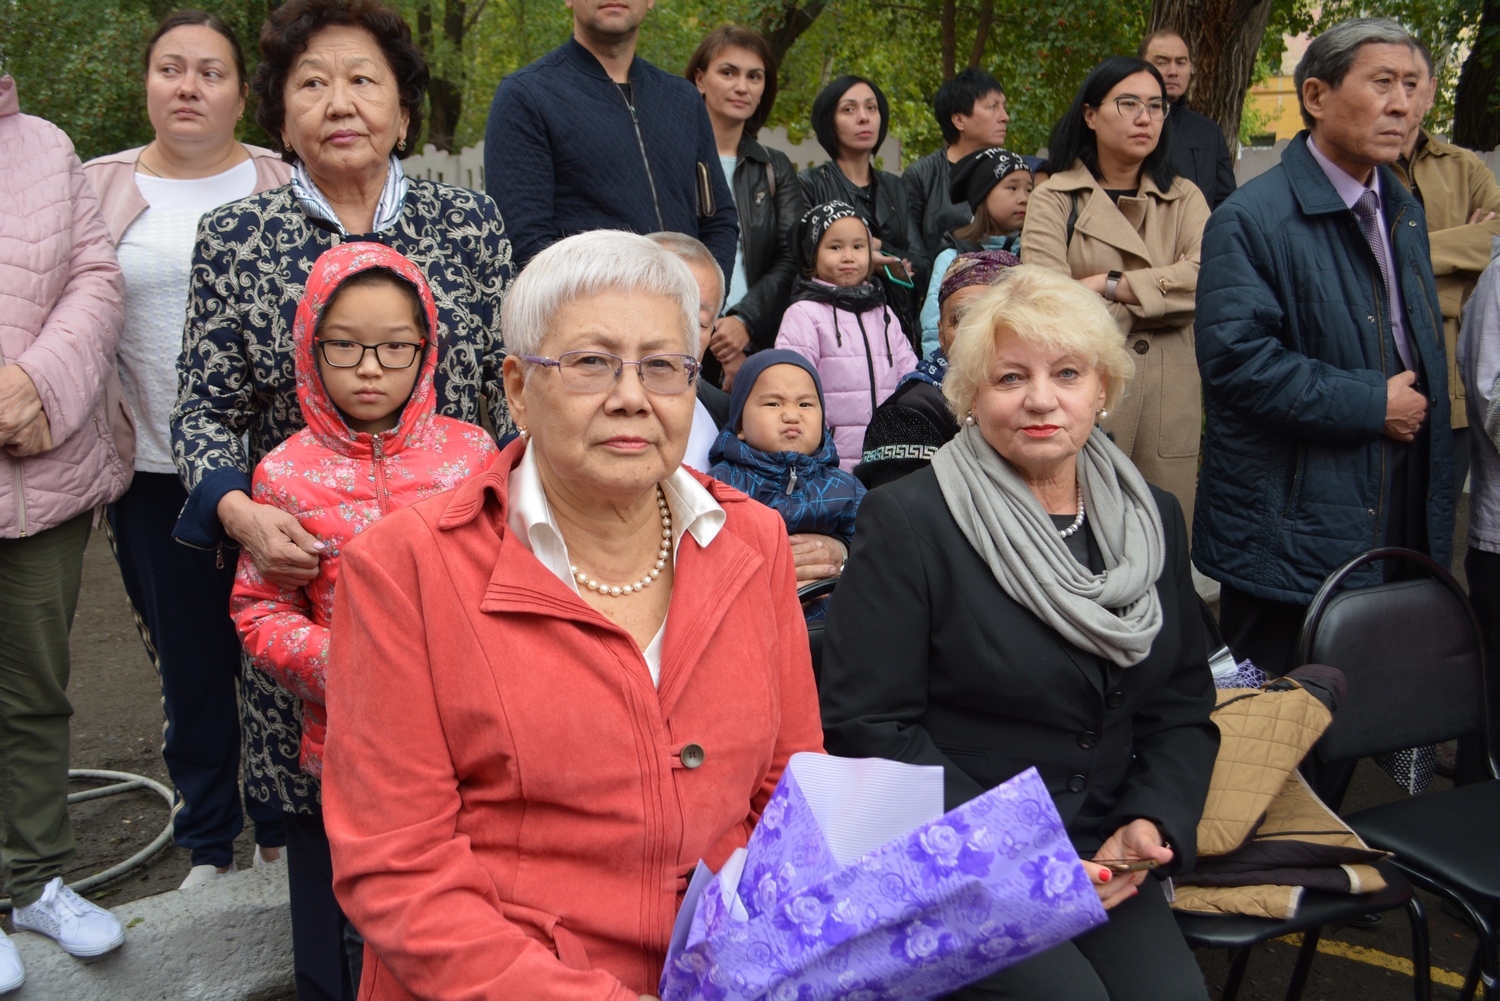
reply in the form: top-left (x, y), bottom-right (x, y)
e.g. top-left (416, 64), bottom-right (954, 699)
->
top-left (570, 486), bottom-right (672, 598)
top-left (1058, 484), bottom-right (1086, 539)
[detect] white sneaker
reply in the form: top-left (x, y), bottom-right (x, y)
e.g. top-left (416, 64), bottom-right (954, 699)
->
top-left (253, 844), bottom-right (284, 868)
top-left (0, 929), bottom-right (23, 993)
top-left (179, 861), bottom-right (238, 890)
top-left (12, 877), bottom-right (125, 958)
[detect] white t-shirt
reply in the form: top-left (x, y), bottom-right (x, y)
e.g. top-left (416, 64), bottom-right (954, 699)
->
top-left (682, 396), bottom-right (721, 474)
top-left (116, 159), bottom-right (257, 473)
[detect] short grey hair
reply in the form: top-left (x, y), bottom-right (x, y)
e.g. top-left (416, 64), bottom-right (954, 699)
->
top-left (646, 231), bottom-right (725, 311)
top-left (1295, 17), bottom-right (1416, 129)
top-left (501, 230), bottom-right (699, 359)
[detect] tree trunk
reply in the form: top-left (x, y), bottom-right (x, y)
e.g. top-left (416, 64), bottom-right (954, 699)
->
top-left (760, 2), bottom-right (829, 68)
top-left (1453, 0), bottom-right (1500, 151)
top-left (940, 0), bottom-right (957, 80)
top-left (1149, 0), bottom-right (1275, 153)
top-left (417, 0), bottom-right (467, 151)
top-left (968, 0), bottom-right (995, 69)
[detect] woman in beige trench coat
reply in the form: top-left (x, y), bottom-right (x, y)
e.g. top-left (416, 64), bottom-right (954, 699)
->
top-left (1023, 56), bottom-right (1210, 528)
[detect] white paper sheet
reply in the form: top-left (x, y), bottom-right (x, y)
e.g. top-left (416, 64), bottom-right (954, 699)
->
top-left (784, 752), bottom-right (945, 866)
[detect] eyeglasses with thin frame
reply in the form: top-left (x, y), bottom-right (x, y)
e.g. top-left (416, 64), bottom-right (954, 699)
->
top-left (523, 350), bottom-right (701, 394)
top-left (1102, 96), bottom-right (1170, 121)
top-left (316, 339), bottom-right (426, 370)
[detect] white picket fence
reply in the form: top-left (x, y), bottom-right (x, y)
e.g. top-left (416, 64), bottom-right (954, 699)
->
top-left (405, 133), bottom-right (1499, 195)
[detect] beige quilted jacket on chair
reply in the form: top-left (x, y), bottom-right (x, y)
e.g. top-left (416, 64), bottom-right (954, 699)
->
top-left (1172, 679), bottom-right (1389, 920)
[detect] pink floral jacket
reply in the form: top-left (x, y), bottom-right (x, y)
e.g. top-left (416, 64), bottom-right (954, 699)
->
top-left (231, 243), bottom-right (497, 779)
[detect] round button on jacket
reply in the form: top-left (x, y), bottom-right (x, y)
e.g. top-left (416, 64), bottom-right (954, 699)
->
top-left (1106, 691), bottom-right (1126, 709)
top-left (680, 743), bottom-right (705, 769)
top-left (1067, 774), bottom-right (1087, 793)
top-left (1078, 731), bottom-right (1098, 750)
top-left (1133, 339), bottom-right (1149, 355)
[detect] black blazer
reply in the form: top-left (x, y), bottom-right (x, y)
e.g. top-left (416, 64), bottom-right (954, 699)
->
top-left (1167, 100), bottom-right (1237, 209)
top-left (820, 466), bottom-right (1217, 872)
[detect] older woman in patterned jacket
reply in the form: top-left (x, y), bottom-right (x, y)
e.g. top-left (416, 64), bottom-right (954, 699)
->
top-left (170, 0), bottom-right (511, 847)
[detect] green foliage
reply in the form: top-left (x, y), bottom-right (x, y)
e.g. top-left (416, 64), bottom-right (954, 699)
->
top-left (0, 0), bottom-right (156, 161)
top-left (1260, 0), bottom-right (1486, 136)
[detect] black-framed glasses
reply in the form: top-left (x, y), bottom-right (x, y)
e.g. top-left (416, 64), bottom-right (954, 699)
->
top-left (315, 339), bottom-right (426, 370)
top-left (1107, 96), bottom-right (1170, 121)
top-left (523, 350), bottom-right (700, 394)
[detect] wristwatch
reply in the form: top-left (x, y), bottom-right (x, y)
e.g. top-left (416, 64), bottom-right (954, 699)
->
top-left (1104, 270), bottom-right (1123, 302)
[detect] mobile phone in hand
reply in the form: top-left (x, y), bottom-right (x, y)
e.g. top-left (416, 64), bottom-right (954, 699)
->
top-left (883, 262), bottom-right (915, 288)
top-left (1096, 858), bottom-right (1160, 874)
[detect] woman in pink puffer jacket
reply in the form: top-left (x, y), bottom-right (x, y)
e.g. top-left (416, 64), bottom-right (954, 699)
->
top-left (776, 202), bottom-right (917, 471)
top-left (0, 73), bottom-right (129, 972)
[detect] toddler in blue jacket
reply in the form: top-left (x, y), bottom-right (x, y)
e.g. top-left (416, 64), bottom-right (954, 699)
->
top-left (708, 350), bottom-right (866, 617)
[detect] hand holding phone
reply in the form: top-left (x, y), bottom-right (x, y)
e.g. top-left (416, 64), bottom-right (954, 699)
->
top-left (883, 262), bottom-right (914, 288)
top-left (1094, 858), bottom-right (1161, 874)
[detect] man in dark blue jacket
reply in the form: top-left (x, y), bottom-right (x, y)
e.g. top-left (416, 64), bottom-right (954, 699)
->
top-left (1194, 17), bottom-right (1453, 678)
top-left (484, 0), bottom-right (738, 278)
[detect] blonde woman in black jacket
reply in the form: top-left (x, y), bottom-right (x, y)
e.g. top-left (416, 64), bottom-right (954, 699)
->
top-left (822, 265), bottom-right (1216, 1001)
top-left (687, 26), bottom-right (804, 390)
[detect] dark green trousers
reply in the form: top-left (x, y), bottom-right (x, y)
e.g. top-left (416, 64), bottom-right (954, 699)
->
top-left (0, 511), bottom-right (90, 907)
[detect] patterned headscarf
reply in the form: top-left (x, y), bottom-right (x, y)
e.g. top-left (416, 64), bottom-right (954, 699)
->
top-left (947, 147), bottom-right (1032, 211)
top-left (937, 249), bottom-right (1022, 309)
top-left (795, 200), bottom-right (866, 272)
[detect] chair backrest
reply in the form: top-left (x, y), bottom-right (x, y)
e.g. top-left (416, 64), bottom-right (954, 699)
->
top-left (1296, 548), bottom-right (1492, 770)
top-left (798, 577), bottom-right (839, 686)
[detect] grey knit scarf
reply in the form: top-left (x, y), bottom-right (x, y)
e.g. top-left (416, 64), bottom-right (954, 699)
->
top-left (932, 424), bottom-right (1165, 666)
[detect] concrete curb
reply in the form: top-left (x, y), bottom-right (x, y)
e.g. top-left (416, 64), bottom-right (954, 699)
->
top-left (8, 864), bottom-right (292, 1000)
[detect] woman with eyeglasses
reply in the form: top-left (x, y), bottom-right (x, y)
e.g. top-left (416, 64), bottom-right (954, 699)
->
top-left (1021, 56), bottom-right (1209, 529)
top-left (167, 1), bottom-right (512, 909)
top-left (319, 231), bottom-right (824, 1001)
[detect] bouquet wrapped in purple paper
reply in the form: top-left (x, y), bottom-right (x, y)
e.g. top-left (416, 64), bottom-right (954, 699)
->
top-left (661, 753), bottom-right (1107, 1001)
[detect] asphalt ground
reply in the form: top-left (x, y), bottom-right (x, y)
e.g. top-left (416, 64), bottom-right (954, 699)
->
top-left (5, 495), bottom-right (1489, 1000)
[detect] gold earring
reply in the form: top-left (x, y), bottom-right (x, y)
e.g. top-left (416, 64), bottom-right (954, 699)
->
top-left (398, 135), bottom-right (406, 151)
top-left (517, 424), bottom-right (529, 440)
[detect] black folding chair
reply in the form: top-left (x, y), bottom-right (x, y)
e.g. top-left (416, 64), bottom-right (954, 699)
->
top-left (1175, 861), bottom-right (1425, 1001)
top-left (1298, 548), bottom-right (1500, 1001)
top-left (797, 577), bottom-right (838, 686)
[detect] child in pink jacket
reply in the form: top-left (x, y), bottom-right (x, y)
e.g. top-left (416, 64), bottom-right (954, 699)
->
top-left (776, 201), bottom-right (918, 470)
top-left (230, 242), bottom-right (496, 989)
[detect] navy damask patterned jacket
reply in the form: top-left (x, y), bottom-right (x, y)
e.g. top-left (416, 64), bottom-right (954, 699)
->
top-left (170, 179), bottom-right (514, 548)
top-left (708, 427), bottom-right (866, 547)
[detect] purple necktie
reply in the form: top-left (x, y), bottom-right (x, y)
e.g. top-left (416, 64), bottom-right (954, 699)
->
top-left (1352, 189), bottom-right (1415, 372)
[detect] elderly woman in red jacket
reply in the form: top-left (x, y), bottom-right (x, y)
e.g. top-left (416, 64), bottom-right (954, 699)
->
top-left (322, 230), bottom-right (825, 1001)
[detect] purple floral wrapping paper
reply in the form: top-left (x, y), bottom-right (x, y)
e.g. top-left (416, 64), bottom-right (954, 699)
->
top-left (661, 766), bottom-right (1107, 1001)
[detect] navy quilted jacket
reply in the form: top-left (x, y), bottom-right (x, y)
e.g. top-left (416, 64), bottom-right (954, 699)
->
top-left (484, 38), bottom-right (738, 279)
top-left (707, 428), bottom-right (865, 546)
top-left (1193, 133), bottom-right (1454, 602)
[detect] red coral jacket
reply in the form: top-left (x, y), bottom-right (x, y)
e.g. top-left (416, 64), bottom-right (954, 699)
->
top-left (230, 243), bottom-right (497, 779)
top-left (321, 439), bottom-right (825, 1000)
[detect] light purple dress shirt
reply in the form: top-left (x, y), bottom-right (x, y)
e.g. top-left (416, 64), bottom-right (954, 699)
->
top-left (1307, 135), bottom-right (1417, 372)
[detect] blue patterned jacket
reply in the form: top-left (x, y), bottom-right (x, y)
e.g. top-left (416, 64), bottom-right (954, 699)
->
top-left (708, 428), bottom-right (865, 546)
top-left (170, 179), bottom-right (514, 548)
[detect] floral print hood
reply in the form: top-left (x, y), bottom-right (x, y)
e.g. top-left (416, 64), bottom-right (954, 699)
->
top-left (292, 241), bottom-right (442, 459)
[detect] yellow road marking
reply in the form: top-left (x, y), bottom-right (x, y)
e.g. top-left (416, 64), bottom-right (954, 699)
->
top-left (1274, 934), bottom-right (1466, 988)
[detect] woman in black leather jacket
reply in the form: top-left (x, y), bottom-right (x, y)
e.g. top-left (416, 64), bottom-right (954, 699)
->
top-left (800, 75), bottom-right (926, 342)
top-left (687, 26), bottom-right (803, 389)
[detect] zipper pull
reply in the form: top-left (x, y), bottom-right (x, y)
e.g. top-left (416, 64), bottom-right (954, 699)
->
top-left (215, 542), bottom-right (225, 570)
top-left (785, 467), bottom-right (798, 495)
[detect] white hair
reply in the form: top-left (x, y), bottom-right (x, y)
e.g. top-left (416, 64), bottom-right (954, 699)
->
top-left (501, 230), bottom-right (700, 359)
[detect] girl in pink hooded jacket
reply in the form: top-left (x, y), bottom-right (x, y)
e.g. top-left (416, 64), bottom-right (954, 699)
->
top-left (231, 243), bottom-right (497, 781)
top-left (775, 201), bottom-right (918, 471)
top-left (230, 242), bottom-right (496, 991)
